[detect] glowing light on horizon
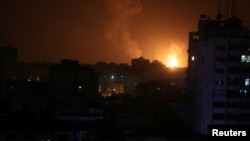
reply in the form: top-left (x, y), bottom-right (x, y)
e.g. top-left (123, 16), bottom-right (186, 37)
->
top-left (156, 41), bottom-right (185, 68)
top-left (167, 55), bottom-right (178, 68)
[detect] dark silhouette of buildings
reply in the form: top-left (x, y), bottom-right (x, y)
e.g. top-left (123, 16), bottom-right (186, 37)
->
top-left (131, 56), bottom-right (151, 83)
top-left (0, 59), bottom-right (103, 141)
top-left (0, 46), bottom-right (18, 81)
top-left (15, 61), bottom-right (56, 82)
top-left (49, 59), bottom-right (99, 97)
top-left (93, 57), bottom-right (186, 98)
top-left (0, 51), bottom-right (190, 140)
top-left (49, 59), bottom-right (100, 113)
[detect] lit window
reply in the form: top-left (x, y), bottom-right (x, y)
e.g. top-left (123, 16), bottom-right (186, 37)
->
top-left (215, 80), bottom-right (224, 86)
top-left (78, 85), bottom-right (82, 90)
top-left (240, 90), bottom-right (247, 93)
top-left (111, 75), bottom-right (115, 79)
top-left (193, 34), bottom-right (199, 40)
top-left (191, 56), bottom-right (197, 61)
top-left (241, 55), bottom-right (250, 62)
top-left (240, 90), bottom-right (247, 96)
top-left (245, 78), bottom-right (250, 86)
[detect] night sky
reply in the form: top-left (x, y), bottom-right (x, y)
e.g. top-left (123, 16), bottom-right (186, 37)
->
top-left (1, 0), bottom-right (250, 67)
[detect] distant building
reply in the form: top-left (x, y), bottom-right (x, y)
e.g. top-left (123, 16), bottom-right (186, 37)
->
top-left (0, 112), bottom-right (102, 141)
top-left (100, 81), bottom-right (125, 97)
top-left (131, 56), bottom-right (150, 67)
top-left (49, 59), bottom-right (99, 103)
top-left (94, 62), bottom-right (136, 97)
top-left (131, 56), bottom-right (151, 83)
top-left (0, 46), bottom-right (18, 81)
top-left (187, 15), bottom-right (250, 135)
top-left (16, 61), bottom-right (56, 82)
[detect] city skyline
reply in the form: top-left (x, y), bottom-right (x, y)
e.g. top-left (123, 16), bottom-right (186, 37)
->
top-left (1, 0), bottom-right (250, 67)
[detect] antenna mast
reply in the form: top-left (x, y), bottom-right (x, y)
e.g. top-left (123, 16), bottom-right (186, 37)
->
top-left (231, 0), bottom-right (236, 17)
top-left (218, 0), bottom-right (237, 19)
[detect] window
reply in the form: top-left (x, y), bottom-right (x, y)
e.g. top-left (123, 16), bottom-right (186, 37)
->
top-left (216, 69), bottom-right (224, 73)
top-left (215, 80), bottom-right (224, 86)
top-left (191, 56), bottom-right (197, 61)
top-left (228, 43), bottom-right (241, 50)
top-left (241, 44), bottom-right (250, 52)
top-left (241, 114), bottom-right (250, 121)
top-left (241, 67), bottom-right (250, 74)
top-left (240, 90), bottom-right (247, 93)
top-left (227, 102), bottom-right (238, 108)
top-left (227, 114), bottom-right (239, 121)
top-left (213, 102), bottom-right (225, 108)
top-left (241, 55), bottom-right (250, 62)
top-left (241, 102), bottom-right (250, 108)
top-left (216, 57), bottom-right (225, 63)
top-left (240, 90), bottom-right (247, 97)
top-left (213, 113), bottom-right (225, 120)
top-left (227, 90), bottom-right (239, 98)
top-left (193, 34), bottom-right (199, 41)
top-left (245, 78), bottom-right (250, 86)
top-left (228, 67), bottom-right (240, 73)
top-left (216, 45), bottom-right (225, 50)
top-left (227, 78), bottom-right (241, 85)
top-left (215, 31), bottom-right (227, 38)
top-left (228, 55), bottom-right (240, 62)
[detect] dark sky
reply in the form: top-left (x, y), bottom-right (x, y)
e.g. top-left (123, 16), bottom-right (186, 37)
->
top-left (1, 0), bottom-right (250, 67)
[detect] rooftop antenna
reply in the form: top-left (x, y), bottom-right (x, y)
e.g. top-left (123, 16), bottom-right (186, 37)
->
top-left (219, 0), bottom-right (237, 19)
top-left (217, 0), bottom-right (223, 20)
top-left (231, 0), bottom-right (236, 17)
top-left (0, 0), bottom-right (7, 46)
top-left (218, 0), bottom-right (222, 14)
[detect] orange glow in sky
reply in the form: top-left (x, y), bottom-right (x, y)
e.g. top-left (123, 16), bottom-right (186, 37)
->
top-left (5, 0), bottom-right (250, 66)
top-left (155, 41), bottom-right (185, 68)
top-left (166, 55), bottom-right (178, 68)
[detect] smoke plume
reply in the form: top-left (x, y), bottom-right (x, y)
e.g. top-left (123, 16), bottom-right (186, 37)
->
top-left (167, 40), bottom-right (186, 67)
top-left (105, 0), bottom-right (143, 60)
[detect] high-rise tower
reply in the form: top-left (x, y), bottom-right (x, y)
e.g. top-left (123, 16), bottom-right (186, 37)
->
top-left (187, 13), bottom-right (250, 134)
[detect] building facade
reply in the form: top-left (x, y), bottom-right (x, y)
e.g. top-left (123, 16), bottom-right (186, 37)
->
top-left (187, 15), bottom-right (250, 134)
top-left (0, 46), bottom-right (18, 81)
top-left (49, 59), bottom-right (99, 106)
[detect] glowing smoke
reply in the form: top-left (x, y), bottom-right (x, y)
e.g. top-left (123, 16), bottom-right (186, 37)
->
top-left (105, 0), bottom-right (143, 60)
top-left (166, 41), bottom-right (186, 67)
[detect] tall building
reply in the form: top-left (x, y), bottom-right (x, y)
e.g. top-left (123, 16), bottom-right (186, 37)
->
top-left (49, 59), bottom-right (99, 104)
top-left (131, 56), bottom-right (151, 83)
top-left (187, 14), bottom-right (250, 135)
top-left (0, 46), bottom-right (18, 81)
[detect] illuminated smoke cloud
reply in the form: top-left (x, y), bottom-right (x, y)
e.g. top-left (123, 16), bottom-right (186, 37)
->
top-left (167, 41), bottom-right (186, 67)
top-left (105, 0), bottom-right (143, 59)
